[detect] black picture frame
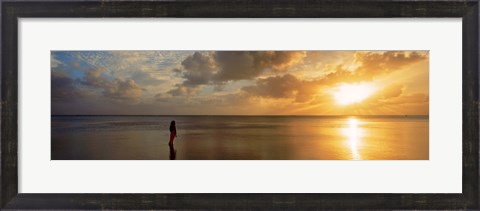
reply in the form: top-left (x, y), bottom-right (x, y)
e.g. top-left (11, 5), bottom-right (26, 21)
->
top-left (1, 0), bottom-right (478, 209)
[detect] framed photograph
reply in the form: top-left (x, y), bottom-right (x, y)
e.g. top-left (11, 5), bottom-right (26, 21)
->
top-left (2, 0), bottom-right (478, 209)
top-left (50, 50), bottom-right (430, 161)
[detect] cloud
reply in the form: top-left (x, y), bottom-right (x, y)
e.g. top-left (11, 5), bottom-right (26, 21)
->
top-left (51, 54), bottom-right (62, 68)
top-left (213, 52), bottom-right (257, 81)
top-left (51, 72), bottom-right (86, 102)
top-left (253, 51), bottom-right (306, 69)
top-left (81, 68), bottom-right (106, 87)
top-left (181, 52), bottom-right (217, 86)
top-left (173, 51), bottom-right (307, 89)
top-left (131, 70), bottom-right (165, 86)
top-left (103, 79), bottom-right (143, 100)
top-left (382, 93), bottom-right (428, 105)
top-left (312, 51), bottom-right (428, 86)
top-left (165, 52), bottom-right (216, 96)
top-left (52, 50), bottom-right (429, 115)
top-left (70, 51), bottom-right (187, 86)
top-left (309, 51), bottom-right (428, 112)
top-left (242, 74), bottom-right (320, 103)
top-left (356, 84), bottom-right (428, 111)
top-left (80, 68), bottom-right (144, 101)
top-left (176, 51), bottom-right (426, 110)
top-left (242, 73), bottom-right (427, 112)
top-left (354, 51), bottom-right (428, 79)
top-left (318, 64), bottom-right (361, 85)
top-left (167, 84), bottom-right (200, 96)
top-left (213, 51), bottom-right (306, 81)
top-left (170, 51), bottom-right (306, 96)
top-left (242, 74), bottom-right (300, 98)
top-left (376, 84), bottom-right (405, 99)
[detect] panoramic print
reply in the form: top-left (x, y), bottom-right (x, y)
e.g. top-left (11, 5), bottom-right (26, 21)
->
top-left (51, 51), bottom-right (429, 160)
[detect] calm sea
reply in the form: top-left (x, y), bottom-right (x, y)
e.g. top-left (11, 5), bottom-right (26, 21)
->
top-left (51, 115), bottom-right (429, 160)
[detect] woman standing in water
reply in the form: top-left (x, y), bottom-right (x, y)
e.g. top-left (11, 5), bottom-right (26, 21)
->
top-left (169, 120), bottom-right (177, 145)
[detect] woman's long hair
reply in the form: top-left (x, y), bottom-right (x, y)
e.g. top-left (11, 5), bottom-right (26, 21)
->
top-left (169, 120), bottom-right (176, 132)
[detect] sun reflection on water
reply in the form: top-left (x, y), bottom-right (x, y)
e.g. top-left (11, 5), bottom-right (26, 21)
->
top-left (343, 118), bottom-right (362, 160)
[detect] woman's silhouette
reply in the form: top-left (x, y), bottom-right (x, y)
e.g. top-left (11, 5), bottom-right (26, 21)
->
top-left (169, 143), bottom-right (176, 160)
top-left (169, 120), bottom-right (177, 145)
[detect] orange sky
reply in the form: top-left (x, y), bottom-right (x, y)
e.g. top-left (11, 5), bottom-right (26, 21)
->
top-left (52, 51), bottom-right (429, 115)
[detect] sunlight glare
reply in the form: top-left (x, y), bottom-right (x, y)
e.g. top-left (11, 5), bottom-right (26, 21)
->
top-left (345, 118), bottom-right (361, 160)
top-left (333, 83), bottom-right (376, 105)
top-left (349, 118), bottom-right (358, 128)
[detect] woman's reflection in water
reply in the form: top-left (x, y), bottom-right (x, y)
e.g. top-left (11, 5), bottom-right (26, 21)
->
top-left (169, 143), bottom-right (176, 160)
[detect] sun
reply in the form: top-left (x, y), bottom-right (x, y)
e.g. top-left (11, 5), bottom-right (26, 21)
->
top-left (332, 83), bottom-right (376, 105)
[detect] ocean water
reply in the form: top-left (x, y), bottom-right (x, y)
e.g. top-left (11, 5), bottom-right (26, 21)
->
top-left (51, 115), bottom-right (429, 160)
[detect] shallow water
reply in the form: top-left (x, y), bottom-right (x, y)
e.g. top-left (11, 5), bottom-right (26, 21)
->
top-left (51, 115), bottom-right (429, 160)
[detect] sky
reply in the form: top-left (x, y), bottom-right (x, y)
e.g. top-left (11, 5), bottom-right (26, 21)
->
top-left (51, 51), bottom-right (429, 115)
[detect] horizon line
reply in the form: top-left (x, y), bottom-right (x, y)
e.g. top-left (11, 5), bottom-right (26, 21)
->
top-left (51, 114), bottom-right (429, 117)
